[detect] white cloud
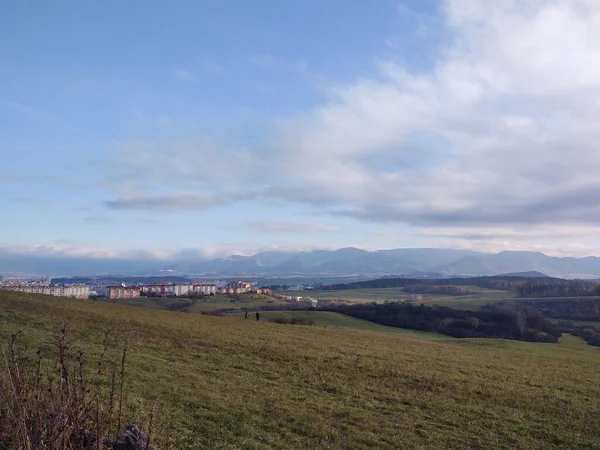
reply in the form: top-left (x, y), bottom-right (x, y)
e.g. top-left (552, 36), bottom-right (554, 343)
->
top-left (246, 220), bottom-right (339, 234)
top-left (419, 225), bottom-right (600, 241)
top-left (264, 0), bottom-right (600, 229)
top-left (436, 239), bottom-right (599, 258)
top-left (112, 139), bottom-right (264, 186)
top-left (0, 242), bottom-right (343, 261)
top-left (0, 243), bottom-right (126, 259)
top-left (105, 193), bottom-right (234, 211)
top-left (108, 0), bottom-right (600, 254)
top-left (172, 68), bottom-right (196, 81)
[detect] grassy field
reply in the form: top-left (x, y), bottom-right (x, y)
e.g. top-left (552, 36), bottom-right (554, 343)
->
top-left (280, 287), bottom-right (517, 308)
top-left (228, 310), bottom-right (447, 340)
top-left (1, 290), bottom-right (600, 449)
top-left (101, 293), bottom-right (288, 312)
top-left (279, 287), bottom-right (410, 302)
top-left (558, 333), bottom-right (591, 348)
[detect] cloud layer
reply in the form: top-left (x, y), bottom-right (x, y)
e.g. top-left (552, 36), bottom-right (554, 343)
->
top-left (103, 0), bottom-right (600, 254)
top-left (246, 220), bottom-right (339, 234)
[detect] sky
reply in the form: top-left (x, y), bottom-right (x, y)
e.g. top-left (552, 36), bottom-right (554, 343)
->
top-left (2, 0), bottom-right (600, 262)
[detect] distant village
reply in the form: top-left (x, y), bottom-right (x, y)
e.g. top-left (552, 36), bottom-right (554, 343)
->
top-left (0, 280), bottom-right (90, 299)
top-left (0, 279), bottom-right (272, 301)
top-left (0, 275), bottom-right (335, 310)
top-left (106, 280), bottom-right (272, 299)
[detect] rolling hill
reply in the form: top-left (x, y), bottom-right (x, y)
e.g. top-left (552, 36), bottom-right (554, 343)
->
top-left (1, 290), bottom-right (599, 449)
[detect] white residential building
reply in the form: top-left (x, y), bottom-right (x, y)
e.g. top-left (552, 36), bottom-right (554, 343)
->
top-left (0, 283), bottom-right (90, 300)
top-left (174, 284), bottom-right (191, 296)
top-left (192, 284), bottom-right (217, 295)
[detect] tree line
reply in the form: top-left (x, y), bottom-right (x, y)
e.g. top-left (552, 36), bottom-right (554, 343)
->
top-left (325, 302), bottom-right (560, 343)
top-left (318, 276), bottom-right (553, 291)
top-left (516, 280), bottom-right (600, 298)
top-left (517, 298), bottom-right (600, 321)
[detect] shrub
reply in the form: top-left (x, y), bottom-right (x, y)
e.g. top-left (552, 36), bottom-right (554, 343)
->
top-left (0, 327), bottom-right (156, 449)
top-left (199, 310), bottom-right (224, 317)
top-left (270, 317), bottom-right (315, 326)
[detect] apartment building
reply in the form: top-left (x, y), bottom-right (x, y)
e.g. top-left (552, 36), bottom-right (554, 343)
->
top-left (0, 283), bottom-right (90, 299)
top-left (192, 283), bottom-right (217, 295)
top-left (106, 286), bottom-right (141, 299)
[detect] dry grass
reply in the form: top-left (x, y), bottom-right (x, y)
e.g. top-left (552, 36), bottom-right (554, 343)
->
top-left (0, 322), bottom-right (155, 449)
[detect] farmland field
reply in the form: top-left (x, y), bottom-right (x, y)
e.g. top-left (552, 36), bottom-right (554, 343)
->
top-left (279, 287), bottom-right (517, 309)
top-left (1, 290), bottom-right (600, 449)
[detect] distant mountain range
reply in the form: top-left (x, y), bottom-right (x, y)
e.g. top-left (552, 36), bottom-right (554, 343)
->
top-left (173, 248), bottom-right (599, 278)
top-left (3, 247), bottom-right (600, 278)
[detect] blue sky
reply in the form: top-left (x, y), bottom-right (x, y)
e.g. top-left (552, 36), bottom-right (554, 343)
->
top-left (2, 0), bottom-right (600, 260)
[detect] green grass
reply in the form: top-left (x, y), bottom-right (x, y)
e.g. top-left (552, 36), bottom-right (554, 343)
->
top-left (189, 294), bottom-right (288, 312)
top-left (101, 293), bottom-right (288, 312)
top-left (1, 290), bottom-right (600, 449)
top-left (558, 334), bottom-right (591, 348)
top-left (228, 310), bottom-right (447, 340)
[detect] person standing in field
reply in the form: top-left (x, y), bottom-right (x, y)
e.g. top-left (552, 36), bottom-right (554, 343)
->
top-left (244, 309), bottom-right (248, 319)
top-left (256, 312), bottom-right (260, 321)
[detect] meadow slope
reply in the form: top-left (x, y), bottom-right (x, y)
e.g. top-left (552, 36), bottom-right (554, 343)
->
top-left (0, 291), bottom-right (599, 449)
top-left (231, 310), bottom-right (448, 340)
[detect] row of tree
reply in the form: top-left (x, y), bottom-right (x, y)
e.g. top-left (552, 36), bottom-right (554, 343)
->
top-left (516, 280), bottom-right (600, 298)
top-left (517, 298), bottom-right (600, 321)
top-left (320, 276), bottom-right (551, 292)
top-left (326, 302), bottom-right (560, 343)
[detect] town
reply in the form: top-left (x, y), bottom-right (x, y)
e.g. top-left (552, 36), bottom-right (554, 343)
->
top-left (0, 279), bottom-right (274, 301)
top-left (0, 279), bottom-right (90, 299)
top-left (0, 277), bottom-right (330, 310)
top-left (106, 280), bottom-right (272, 299)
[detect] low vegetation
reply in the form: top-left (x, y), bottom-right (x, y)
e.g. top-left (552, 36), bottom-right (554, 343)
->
top-left (0, 326), bottom-right (155, 449)
top-left (1, 291), bottom-right (600, 448)
top-left (269, 316), bottom-right (315, 326)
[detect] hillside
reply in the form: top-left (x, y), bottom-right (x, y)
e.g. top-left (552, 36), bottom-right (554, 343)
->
top-left (230, 310), bottom-right (449, 340)
top-left (1, 291), bottom-right (600, 449)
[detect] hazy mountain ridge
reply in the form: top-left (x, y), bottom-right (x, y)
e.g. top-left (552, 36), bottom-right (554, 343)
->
top-left (3, 247), bottom-right (600, 278)
top-left (432, 251), bottom-right (600, 278)
top-left (180, 248), bottom-right (480, 276)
